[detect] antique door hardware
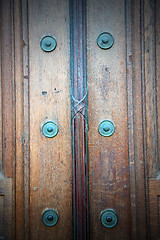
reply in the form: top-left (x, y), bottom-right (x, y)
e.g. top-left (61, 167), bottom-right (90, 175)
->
top-left (98, 120), bottom-right (115, 137)
top-left (42, 121), bottom-right (58, 138)
top-left (97, 32), bottom-right (114, 49)
top-left (42, 209), bottom-right (59, 227)
top-left (40, 36), bottom-right (57, 52)
top-left (100, 209), bottom-right (118, 228)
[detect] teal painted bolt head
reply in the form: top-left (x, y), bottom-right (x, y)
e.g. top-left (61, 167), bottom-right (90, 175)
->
top-left (42, 209), bottom-right (59, 227)
top-left (42, 121), bottom-right (58, 138)
top-left (100, 209), bottom-right (118, 228)
top-left (97, 32), bottom-right (114, 49)
top-left (45, 40), bottom-right (51, 47)
top-left (47, 126), bottom-right (54, 133)
top-left (40, 36), bottom-right (57, 52)
top-left (98, 120), bottom-right (115, 137)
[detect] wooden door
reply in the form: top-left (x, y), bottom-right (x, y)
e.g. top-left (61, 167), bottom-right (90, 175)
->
top-left (0, 0), bottom-right (160, 239)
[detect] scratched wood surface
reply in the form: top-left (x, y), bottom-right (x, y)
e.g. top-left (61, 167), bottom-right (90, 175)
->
top-left (0, 0), bottom-right (14, 239)
top-left (144, 0), bottom-right (159, 178)
top-left (13, 0), bottom-right (26, 239)
top-left (131, 0), bottom-right (147, 238)
top-left (144, 0), bottom-right (160, 239)
top-left (1, 0), bottom-right (13, 178)
top-left (149, 179), bottom-right (160, 240)
top-left (27, 0), bottom-right (72, 239)
top-left (87, 0), bottom-right (132, 239)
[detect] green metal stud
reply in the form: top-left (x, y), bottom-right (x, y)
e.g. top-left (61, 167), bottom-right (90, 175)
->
top-left (42, 209), bottom-right (59, 227)
top-left (42, 121), bottom-right (58, 138)
top-left (98, 120), bottom-right (115, 137)
top-left (100, 209), bottom-right (118, 228)
top-left (40, 36), bottom-right (57, 52)
top-left (97, 32), bottom-right (114, 50)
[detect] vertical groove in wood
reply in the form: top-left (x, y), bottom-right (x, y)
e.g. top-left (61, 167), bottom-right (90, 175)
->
top-left (125, 0), bottom-right (137, 239)
top-left (143, 0), bottom-right (160, 238)
top-left (0, 2), bottom-right (2, 174)
top-left (141, 0), bottom-right (150, 239)
top-left (70, 0), bottom-right (89, 239)
top-left (144, 0), bottom-right (159, 178)
top-left (22, 0), bottom-right (30, 238)
top-left (13, 0), bottom-right (25, 239)
top-left (11, 0), bottom-right (16, 236)
top-left (155, 0), bottom-right (160, 174)
top-left (131, 0), bottom-right (148, 239)
top-left (154, 0), bottom-right (160, 176)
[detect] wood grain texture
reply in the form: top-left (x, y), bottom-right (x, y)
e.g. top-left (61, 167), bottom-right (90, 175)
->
top-left (156, 0), bottom-right (160, 175)
top-left (87, 0), bottom-right (131, 239)
top-left (13, 0), bottom-right (25, 239)
top-left (145, 1), bottom-right (160, 239)
top-left (125, 1), bottom-right (137, 238)
top-left (144, 0), bottom-right (159, 178)
top-left (1, 0), bottom-right (160, 239)
top-left (28, 0), bottom-right (72, 239)
top-left (0, 178), bottom-right (12, 239)
top-left (1, 0), bottom-right (13, 178)
top-left (0, 1), bottom-right (14, 239)
top-left (131, 0), bottom-right (147, 239)
top-left (22, 0), bottom-right (30, 238)
top-left (149, 179), bottom-right (160, 240)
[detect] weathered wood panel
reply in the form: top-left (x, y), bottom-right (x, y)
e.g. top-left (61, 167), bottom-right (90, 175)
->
top-left (87, 0), bottom-right (132, 239)
top-left (27, 0), bottom-right (72, 239)
top-left (149, 179), bottom-right (160, 240)
top-left (0, 178), bottom-right (12, 239)
top-left (0, 0), bottom-right (159, 239)
top-left (144, 0), bottom-right (159, 178)
top-left (0, 1), bottom-right (14, 239)
top-left (144, 0), bottom-right (160, 239)
top-left (1, 0), bottom-right (13, 178)
top-left (132, 0), bottom-right (147, 238)
top-left (14, 0), bottom-right (25, 238)
top-left (156, 0), bottom-right (160, 176)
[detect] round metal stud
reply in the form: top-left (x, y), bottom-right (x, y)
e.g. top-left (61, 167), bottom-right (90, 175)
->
top-left (98, 120), bottom-right (115, 137)
top-left (42, 209), bottom-right (58, 227)
top-left (97, 32), bottom-right (114, 50)
top-left (100, 209), bottom-right (118, 228)
top-left (40, 36), bottom-right (57, 52)
top-left (42, 121), bottom-right (58, 138)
